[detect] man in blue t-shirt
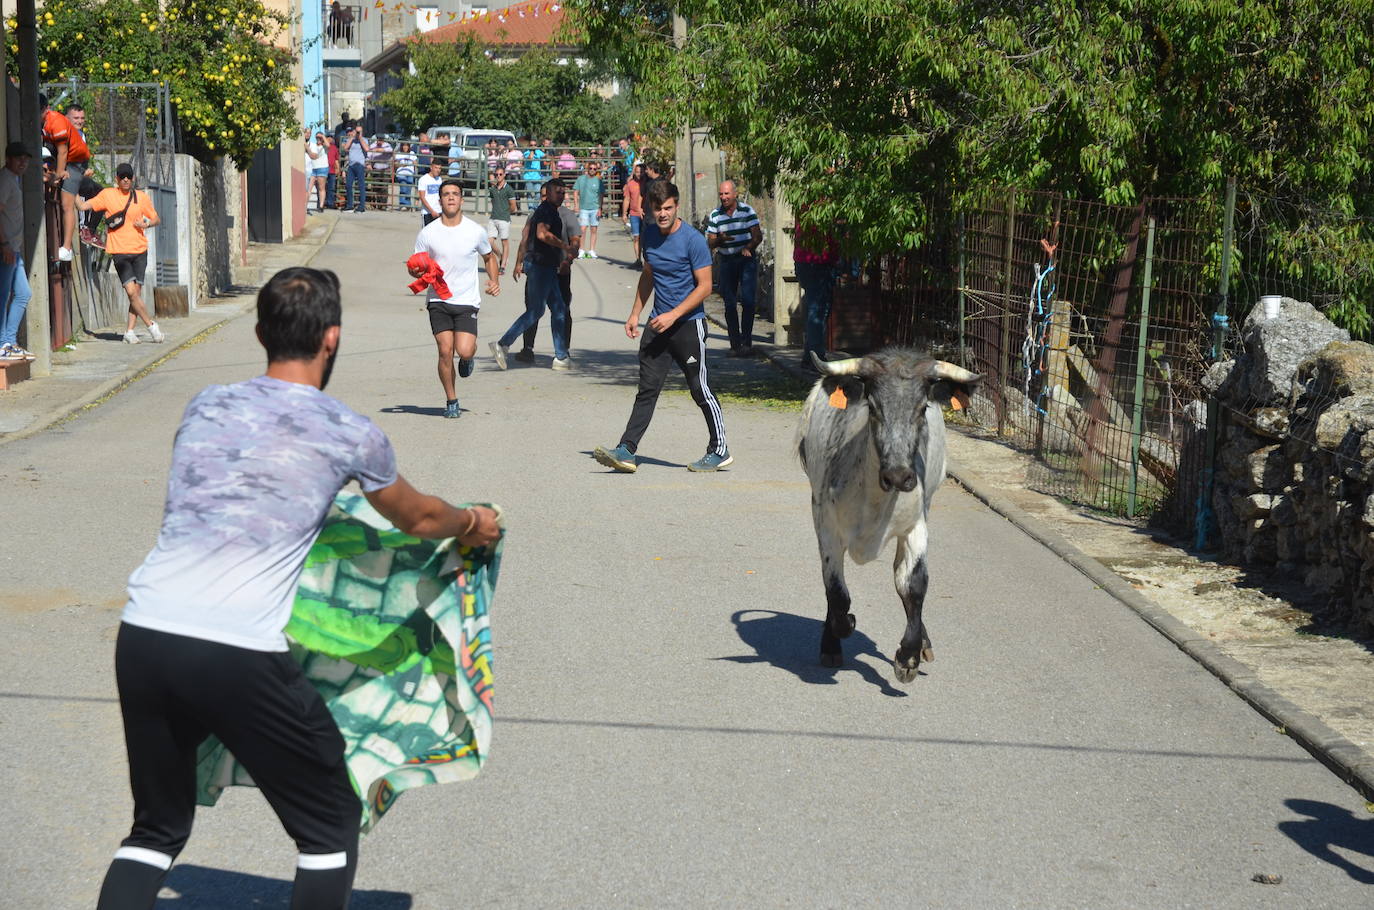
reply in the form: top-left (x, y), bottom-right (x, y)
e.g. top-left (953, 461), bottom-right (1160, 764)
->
top-left (593, 180), bottom-right (731, 473)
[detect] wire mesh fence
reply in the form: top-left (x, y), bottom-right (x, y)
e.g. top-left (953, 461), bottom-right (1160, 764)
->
top-left (857, 185), bottom-right (1374, 539)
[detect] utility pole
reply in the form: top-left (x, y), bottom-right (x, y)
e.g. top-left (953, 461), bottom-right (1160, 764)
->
top-left (16, 0), bottom-right (50, 376)
top-left (672, 12), bottom-right (694, 223)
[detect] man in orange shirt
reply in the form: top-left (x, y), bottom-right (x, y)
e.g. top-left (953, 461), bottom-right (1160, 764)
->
top-left (75, 163), bottom-right (165, 344)
top-left (40, 94), bottom-right (91, 262)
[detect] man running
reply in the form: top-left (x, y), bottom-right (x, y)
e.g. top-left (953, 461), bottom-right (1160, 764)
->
top-left (410, 178), bottom-right (500, 418)
top-left (417, 158), bottom-right (443, 227)
top-left (96, 267), bottom-right (501, 910)
top-left (593, 180), bottom-right (731, 473)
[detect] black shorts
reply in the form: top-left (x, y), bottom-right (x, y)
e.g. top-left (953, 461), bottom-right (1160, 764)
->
top-left (422, 213), bottom-right (437, 227)
top-left (113, 252), bottom-right (148, 285)
top-left (427, 301), bottom-right (479, 336)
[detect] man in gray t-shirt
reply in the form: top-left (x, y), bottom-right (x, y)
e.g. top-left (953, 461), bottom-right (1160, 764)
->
top-left (96, 267), bottom-right (501, 910)
top-left (344, 125), bottom-right (369, 213)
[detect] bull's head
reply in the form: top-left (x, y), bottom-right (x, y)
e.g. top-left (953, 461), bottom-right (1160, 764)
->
top-left (814, 350), bottom-right (981, 493)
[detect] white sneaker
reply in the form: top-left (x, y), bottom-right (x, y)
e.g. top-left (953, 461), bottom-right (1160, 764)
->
top-left (122, 330), bottom-right (140, 344)
top-left (489, 340), bottom-right (508, 370)
top-left (551, 356), bottom-right (571, 371)
top-left (587, 250), bottom-right (598, 259)
top-left (148, 322), bottom-right (165, 343)
top-left (57, 246), bottom-right (73, 262)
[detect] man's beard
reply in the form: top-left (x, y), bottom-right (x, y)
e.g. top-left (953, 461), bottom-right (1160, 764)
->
top-left (320, 347), bottom-right (339, 391)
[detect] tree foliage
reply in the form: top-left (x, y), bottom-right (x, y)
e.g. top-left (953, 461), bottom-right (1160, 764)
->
top-left (380, 40), bottom-right (635, 142)
top-left (571, 1), bottom-right (1374, 270)
top-left (13, 0), bottom-right (298, 167)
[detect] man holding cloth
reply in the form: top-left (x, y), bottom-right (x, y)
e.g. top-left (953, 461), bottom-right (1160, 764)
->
top-left (410, 179), bottom-right (500, 418)
top-left (76, 163), bottom-right (164, 344)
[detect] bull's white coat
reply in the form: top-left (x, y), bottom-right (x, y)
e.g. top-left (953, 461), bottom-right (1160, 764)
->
top-left (797, 387), bottom-right (949, 566)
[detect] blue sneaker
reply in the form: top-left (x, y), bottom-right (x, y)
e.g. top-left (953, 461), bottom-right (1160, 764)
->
top-left (444, 400), bottom-right (460, 419)
top-left (687, 450), bottom-right (733, 472)
top-left (593, 443), bottom-right (638, 473)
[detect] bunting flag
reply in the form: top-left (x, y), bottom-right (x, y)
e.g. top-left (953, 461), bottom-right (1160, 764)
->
top-left (194, 492), bottom-right (505, 834)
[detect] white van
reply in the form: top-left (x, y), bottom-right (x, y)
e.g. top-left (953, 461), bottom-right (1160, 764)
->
top-left (451, 129), bottom-right (518, 185)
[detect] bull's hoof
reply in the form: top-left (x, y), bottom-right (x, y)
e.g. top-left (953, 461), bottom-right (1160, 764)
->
top-left (820, 651), bottom-right (842, 668)
top-left (828, 612), bottom-right (856, 639)
top-left (921, 647), bottom-right (934, 663)
top-left (892, 659), bottom-right (919, 683)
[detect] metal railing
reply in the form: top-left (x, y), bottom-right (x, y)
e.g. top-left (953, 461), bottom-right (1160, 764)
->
top-left (323, 3), bottom-right (361, 50)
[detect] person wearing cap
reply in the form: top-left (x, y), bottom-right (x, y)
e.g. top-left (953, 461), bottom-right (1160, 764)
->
top-left (305, 129), bottom-right (328, 212)
top-left (75, 163), bottom-right (164, 344)
top-left (40, 93), bottom-right (91, 263)
top-left (0, 142), bottom-right (35, 361)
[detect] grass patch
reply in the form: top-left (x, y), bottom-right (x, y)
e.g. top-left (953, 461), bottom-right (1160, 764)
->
top-left (665, 371), bottom-right (814, 411)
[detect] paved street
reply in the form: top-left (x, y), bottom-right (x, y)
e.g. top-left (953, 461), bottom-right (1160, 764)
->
top-left (2, 209), bottom-right (1372, 908)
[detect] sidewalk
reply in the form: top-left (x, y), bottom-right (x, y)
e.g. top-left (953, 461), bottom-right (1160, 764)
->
top-left (0, 213), bottom-right (339, 444)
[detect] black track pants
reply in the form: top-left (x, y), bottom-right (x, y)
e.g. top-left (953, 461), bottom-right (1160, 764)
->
top-left (618, 318), bottom-right (727, 456)
top-left (97, 623), bottom-right (359, 910)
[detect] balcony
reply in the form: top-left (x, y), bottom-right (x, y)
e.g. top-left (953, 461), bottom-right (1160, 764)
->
top-left (322, 3), bottom-right (363, 64)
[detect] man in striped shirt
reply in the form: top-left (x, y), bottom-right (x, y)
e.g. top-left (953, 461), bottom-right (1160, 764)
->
top-left (705, 181), bottom-right (763, 355)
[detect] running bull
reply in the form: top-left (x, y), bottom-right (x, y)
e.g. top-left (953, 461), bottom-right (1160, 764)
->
top-left (796, 348), bottom-right (981, 682)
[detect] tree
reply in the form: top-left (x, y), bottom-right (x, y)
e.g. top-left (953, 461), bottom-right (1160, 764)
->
top-left (381, 39), bottom-right (635, 143)
top-left (571, 1), bottom-right (1374, 330)
top-left (11, 0), bottom-right (298, 167)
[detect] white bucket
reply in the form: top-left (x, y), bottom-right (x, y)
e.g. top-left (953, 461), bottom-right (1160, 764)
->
top-left (1260, 295), bottom-right (1282, 319)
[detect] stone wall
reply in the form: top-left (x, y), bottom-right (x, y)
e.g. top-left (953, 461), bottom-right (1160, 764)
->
top-left (1203, 296), bottom-right (1374, 635)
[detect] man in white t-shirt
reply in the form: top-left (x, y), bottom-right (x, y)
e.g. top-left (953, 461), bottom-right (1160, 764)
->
top-left (417, 159), bottom-right (443, 227)
top-left (410, 179), bottom-right (500, 418)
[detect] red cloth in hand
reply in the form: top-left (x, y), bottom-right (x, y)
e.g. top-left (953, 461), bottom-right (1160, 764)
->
top-left (407, 252), bottom-right (451, 300)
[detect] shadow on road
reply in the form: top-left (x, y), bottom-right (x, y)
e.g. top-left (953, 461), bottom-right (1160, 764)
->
top-left (716, 608), bottom-right (909, 697)
top-left (380, 404), bottom-right (449, 418)
top-left (1278, 799), bottom-right (1374, 883)
top-left (160, 865), bottom-right (412, 907)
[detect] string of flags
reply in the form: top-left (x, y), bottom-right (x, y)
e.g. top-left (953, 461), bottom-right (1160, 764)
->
top-left (363, 1), bottom-right (561, 22)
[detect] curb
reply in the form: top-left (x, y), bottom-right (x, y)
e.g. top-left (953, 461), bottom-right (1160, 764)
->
top-left (747, 337), bottom-right (1374, 802)
top-left (944, 463), bottom-right (1374, 804)
top-left (0, 216), bottom-right (341, 449)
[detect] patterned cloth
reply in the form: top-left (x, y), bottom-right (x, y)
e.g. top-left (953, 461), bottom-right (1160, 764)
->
top-left (195, 492), bottom-right (503, 833)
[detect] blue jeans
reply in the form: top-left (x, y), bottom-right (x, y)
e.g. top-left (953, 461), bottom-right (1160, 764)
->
top-left (325, 171), bottom-right (337, 208)
top-left (345, 162), bottom-right (366, 211)
top-left (796, 261), bottom-right (835, 358)
top-left (396, 175), bottom-right (415, 208)
top-left (717, 254), bottom-right (757, 350)
top-left (0, 254), bottom-right (32, 348)
top-left (499, 262), bottom-right (567, 360)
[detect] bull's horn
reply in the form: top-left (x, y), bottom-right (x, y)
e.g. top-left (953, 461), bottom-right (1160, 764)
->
top-left (812, 353), bottom-right (862, 375)
top-left (927, 360), bottom-right (981, 384)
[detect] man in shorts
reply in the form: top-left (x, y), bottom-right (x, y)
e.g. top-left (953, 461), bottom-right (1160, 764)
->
top-left (621, 162), bottom-right (645, 267)
top-left (593, 180), bottom-right (731, 473)
top-left (571, 160), bottom-right (604, 259)
top-left (41, 93), bottom-right (91, 262)
top-left (486, 167), bottom-right (518, 275)
top-left (75, 163), bottom-right (165, 344)
top-left (410, 179), bottom-right (500, 418)
top-left (417, 158), bottom-right (443, 227)
top-left (95, 266), bottom-right (501, 910)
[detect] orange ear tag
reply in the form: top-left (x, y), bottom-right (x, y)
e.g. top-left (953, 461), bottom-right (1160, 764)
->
top-left (951, 390), bottom-right (970, 411)
top-left (828, 386), bottom-right (848, 409)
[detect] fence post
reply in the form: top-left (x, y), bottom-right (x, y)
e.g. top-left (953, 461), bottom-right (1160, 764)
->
top-left (998, 191), bottom-right (1015, 436)
top-left (1195, 178), bottom-right (1237, 549)
top-left (1128, 217), bottom-right (1157, 517)
top-left (957, 212), bottom-right (966, 370)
